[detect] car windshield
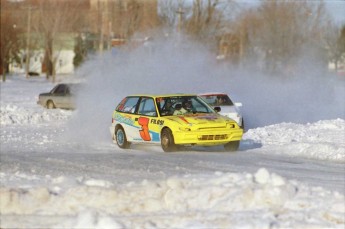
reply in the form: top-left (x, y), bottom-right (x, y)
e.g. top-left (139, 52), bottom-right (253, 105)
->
top-left (156, 95), bottom-right (215, 117)
top-left (199, 94), bottom-right (234, 106)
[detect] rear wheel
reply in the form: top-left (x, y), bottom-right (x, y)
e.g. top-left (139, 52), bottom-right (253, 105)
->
top-left (47, 100), bottom-right (55, 109)
top-left (115, 126), bottom-right (130, 149)
top-left (224, 141), bottom-right (240, 152)
top-left (161, 128), bottom-right (176, 152)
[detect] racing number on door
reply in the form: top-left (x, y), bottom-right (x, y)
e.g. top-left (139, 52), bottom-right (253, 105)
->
top-left (138, 117), bottom-right (151, 141)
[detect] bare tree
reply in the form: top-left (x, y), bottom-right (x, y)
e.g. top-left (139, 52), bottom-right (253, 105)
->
top-left (0, 10), bottom-right (23, 82)
top-left (325, 24), bottom-right (345, 72)
top-left (158, 0), bottom-right (236, 52)
top-left (246, 0), bottom-right (331, 74)
top-left (158, 0), bottom-right (181, 28)
top-left (34, 0), bottom-right (83, 82)
top-left (158, 0), bottom-right (192, 33)
top-left (185, 0), bottom-right (231, 46)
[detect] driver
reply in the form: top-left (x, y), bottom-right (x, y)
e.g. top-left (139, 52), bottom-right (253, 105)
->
top-left (183, 100), bottom-right (193, 113)
top-left (173, 103), bottom-right (187, 115)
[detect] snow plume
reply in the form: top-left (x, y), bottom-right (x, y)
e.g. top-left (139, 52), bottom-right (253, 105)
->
top-left (65, 34), bottom-right (345, 144)
top-left (66, 35), bottom-right (222, 144)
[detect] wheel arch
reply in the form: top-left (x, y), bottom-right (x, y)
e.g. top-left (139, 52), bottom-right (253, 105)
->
top-left (114, 124), bottom-right (125, 138)
top-left (46, 100), bottom-right (55, 108)
top-left (115, 123), bottom-right (124, 131)
top-left (160, 126), bottom-right (172, 138)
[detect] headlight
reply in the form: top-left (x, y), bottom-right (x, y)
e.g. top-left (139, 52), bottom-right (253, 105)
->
top-left (179, 127), bottom-right (191, 131)
top-left (227, 123), bottom-right (235, 128)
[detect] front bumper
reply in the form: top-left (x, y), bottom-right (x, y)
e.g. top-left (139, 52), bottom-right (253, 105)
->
top-left (173, 128), bottom-right (243, 146)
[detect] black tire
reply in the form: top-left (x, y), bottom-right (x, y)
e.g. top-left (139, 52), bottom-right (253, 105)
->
top-left (47, 100), bottom-right (55, 109)
top-left (241, 119), bottom-right (245, 130)
top-left (161, 128), bottom-right (176, 152)
top-left (115, 126), bottom-right (130, 149)
top-left (224, 141), bottom-right (240, 152)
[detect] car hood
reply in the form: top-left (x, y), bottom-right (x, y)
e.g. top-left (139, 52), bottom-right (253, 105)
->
top-left (39, 92), bottom-right (51, 96)
top-left (166, 113), bottom-right (235, 128)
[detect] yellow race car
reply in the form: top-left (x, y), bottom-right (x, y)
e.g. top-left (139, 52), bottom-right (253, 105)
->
top-left (110, 94), bottom-right (243, 152)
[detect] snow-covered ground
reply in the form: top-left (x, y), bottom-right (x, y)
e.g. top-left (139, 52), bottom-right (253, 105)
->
top-left (1, 37), bottom-right (345, 229)
top-left (1, 72), bottom-right (344, 229)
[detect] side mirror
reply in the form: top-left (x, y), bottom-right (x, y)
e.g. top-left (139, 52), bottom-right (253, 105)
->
top-left (214, 106), bottom-right (221, 112)
top-left (235, 102), bottom-right (242, 107)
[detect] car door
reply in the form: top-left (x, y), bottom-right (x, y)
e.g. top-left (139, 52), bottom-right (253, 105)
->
top-left (51, 84), bottom-right (69, 108)
top-left (133, 97), bottom-right (159, 142)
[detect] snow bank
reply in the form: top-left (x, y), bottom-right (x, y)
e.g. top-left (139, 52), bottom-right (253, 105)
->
top-left (1, 168), bottom-right (344, 229)
top-left (244, 119), bottom-right (345, 162)
top-left (0, 104), bottom-right (72, 125)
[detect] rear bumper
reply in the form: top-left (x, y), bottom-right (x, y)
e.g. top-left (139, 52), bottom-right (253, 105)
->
top-left (37, 100), bottom-right (44, 107)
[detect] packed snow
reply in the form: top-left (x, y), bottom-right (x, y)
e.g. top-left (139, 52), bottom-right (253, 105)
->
top-left (1, 41), bottom-right (345, 228)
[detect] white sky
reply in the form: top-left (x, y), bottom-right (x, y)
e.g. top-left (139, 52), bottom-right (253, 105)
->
top-left (326, 0), bottom-right (345, 24)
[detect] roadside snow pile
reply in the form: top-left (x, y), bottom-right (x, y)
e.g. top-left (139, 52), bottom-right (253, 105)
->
top-left (0, 104), bottom-right (72, 125)
top-left (1, 168), bottom-right (344, 229)
top-left (244, 119), bottom-right (345, 162)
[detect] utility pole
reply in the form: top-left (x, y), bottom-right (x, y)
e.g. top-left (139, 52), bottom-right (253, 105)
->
top-left (25, 6), bottom-right (34, 78)
top-left (99, 11), bottom-right (104, 52)
top-left (176, 6), bottom-right (184, 34)
top-left (98, 0), bottom-right (109, 52)
top-left (176, 0), bottom-right (184, 43)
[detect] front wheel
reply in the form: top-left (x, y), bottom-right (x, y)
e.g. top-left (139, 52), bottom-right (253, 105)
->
top-left (224, 141), bottom-right (240, 152)
top-left (161, 128), bottom-right (176, 152)
top-left (115, 126), bottom-right (130, 149)
top-left (47, 100), bottom-right (55, 109)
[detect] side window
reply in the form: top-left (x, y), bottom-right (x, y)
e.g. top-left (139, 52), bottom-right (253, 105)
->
top-left (193, 97), bottom-right (210, 113)
top-left (53, 85), bottom-right (66, 94)
top-left (116, 97), bottom-right (139, 114)
top-left (224, 96), bottom-right (234, 106)
top-left (201, 95), bottom-right (217, 106)
top-left (138, 98), bottom-right (157, 117)
top-left (65, 86), bottom-right (71, 95)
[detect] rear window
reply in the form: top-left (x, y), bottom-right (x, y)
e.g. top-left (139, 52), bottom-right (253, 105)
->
top-left (116, 97), bottom-right (140, 114)
top-left (200, 94), bottom-right (234, 106)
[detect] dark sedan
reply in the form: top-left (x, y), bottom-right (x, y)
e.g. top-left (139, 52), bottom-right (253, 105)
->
top-left (37, 83), bottom-right (77, 109)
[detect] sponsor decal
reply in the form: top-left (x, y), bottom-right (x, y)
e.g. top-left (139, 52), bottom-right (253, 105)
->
top-left (114, 113), bottom-right (134, 126)
top-left (178, 117), bottom-right (190, 124)
top-left (150, 119), bottom-right (164, 125)
top-left (138, 117), bottom-right (151, 141)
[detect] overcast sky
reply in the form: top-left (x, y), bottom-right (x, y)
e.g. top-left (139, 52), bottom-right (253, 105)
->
top-left (326, 0), bottom-right (345, 24)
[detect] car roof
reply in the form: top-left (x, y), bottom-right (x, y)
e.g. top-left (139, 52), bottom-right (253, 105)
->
top-left (55, 83), bottom-right (79, 86)
top-left (198, 92), bottom-right (228, 96)
top-left (127, 93), bottom-right (197, 98)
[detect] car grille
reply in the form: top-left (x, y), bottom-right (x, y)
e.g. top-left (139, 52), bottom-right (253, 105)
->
top-left (198, 134), bottom-right (228, 141)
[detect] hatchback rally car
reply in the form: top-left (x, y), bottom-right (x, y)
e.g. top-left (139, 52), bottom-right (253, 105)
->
top-left (110, 94), bottom-right (243, 152)
top-left (199, 93), bottom-right (244, 129)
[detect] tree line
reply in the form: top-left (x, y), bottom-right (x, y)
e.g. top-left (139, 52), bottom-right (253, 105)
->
top-left (1, 0), bottom-right (345, 82)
